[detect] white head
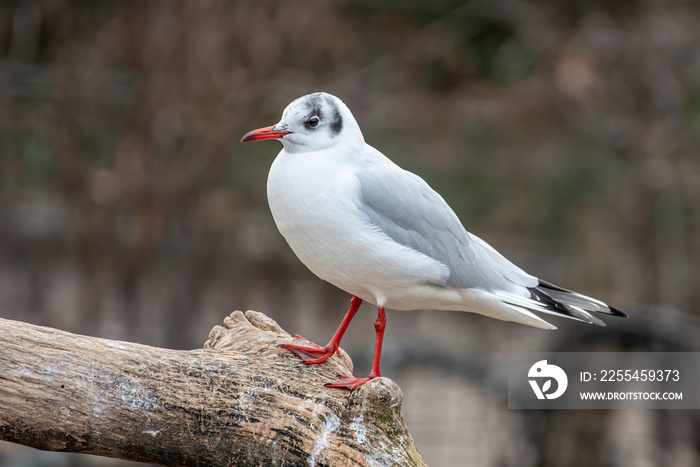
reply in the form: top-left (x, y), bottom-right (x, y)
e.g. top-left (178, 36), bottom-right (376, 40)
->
top-left (241, 92), bottom-right (364, 153)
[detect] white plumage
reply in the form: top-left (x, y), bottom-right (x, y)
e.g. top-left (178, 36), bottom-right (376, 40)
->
top-left (242, 92), bottom-right (625, 389)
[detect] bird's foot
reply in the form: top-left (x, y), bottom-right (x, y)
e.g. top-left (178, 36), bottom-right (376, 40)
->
top-left (325, 375), bottom-right (375, 391)
top-left (280, 335), bottom-right (337, 364)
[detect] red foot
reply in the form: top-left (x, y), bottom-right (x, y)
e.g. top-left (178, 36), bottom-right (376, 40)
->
top-left (325, 375), bottom-right (376, 391)
top-left (280, 297), bottom-right (383, 392)
top-left (280, 335), bottom-right (337, 364)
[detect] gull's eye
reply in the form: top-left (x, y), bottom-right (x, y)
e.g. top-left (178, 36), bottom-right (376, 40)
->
top-left (305, 116), bottom-right (320, 129)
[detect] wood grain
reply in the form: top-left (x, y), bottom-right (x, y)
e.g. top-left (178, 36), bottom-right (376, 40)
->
top-left (0, 310), bottom-right (426, 466)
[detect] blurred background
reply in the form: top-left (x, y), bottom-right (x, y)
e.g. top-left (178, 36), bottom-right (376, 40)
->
top-left (1, 0), bottom-right (699, 466)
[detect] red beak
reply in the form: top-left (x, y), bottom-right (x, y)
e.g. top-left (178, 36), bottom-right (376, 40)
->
top-left (240, 125), bottom-right (292, 143)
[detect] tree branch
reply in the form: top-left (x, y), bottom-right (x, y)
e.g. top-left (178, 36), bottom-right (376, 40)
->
top-left (0, 310), bottom-right (426, 466)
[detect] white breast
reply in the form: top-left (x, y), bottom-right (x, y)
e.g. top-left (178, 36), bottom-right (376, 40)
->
top-left (266, 148), bottom-right (447, 307)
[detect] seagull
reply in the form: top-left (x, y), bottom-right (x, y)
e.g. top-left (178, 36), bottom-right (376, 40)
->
top-left (241, 92), bottom-right (626, 390)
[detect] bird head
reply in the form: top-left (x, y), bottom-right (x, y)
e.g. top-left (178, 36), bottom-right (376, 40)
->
top-left (241, 92), bottom-right (364, 153)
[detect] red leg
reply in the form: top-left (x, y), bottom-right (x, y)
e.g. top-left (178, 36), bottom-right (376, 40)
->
top-left (327, 305), bottom-right (386, 391)
top-left (281, 296), bottom-right (362, 365)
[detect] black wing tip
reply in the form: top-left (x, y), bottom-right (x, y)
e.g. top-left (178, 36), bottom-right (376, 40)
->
top-left (527, 288), bottom-right (605, 326)
top-left (607, 306), bottom-right (628, 318)
top-left (528, 286), bottom-right (575, 317)
top-left (537, 279), bottom-right (627, 319)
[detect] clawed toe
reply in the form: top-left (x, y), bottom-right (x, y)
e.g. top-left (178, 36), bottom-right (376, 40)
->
top-left (325, 375), bottom-right (374, 391)
top-left (281, 335), bottom-right (336, 364)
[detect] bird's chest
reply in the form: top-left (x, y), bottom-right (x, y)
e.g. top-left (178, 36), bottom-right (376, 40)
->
top-left (264, 150), bottom-right (449, 306)
top-left (266, 154), bottom-right (364, 261)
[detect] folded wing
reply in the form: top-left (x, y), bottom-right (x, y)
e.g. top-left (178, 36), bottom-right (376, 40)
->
top-left (356, 162), bottom-right (625, 327)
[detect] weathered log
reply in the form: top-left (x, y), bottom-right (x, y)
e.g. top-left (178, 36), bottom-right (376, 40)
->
top-left (0, 310), bottom-right (426, 466)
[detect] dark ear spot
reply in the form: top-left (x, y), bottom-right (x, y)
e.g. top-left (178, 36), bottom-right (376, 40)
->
top-left (320, 94), bottom-right (343, 136)
top-left (330, 110), bottom-right (343, 135)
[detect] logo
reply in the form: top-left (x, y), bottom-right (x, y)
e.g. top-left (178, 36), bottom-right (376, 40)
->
top-left (528, 360), bottom-right (568, 399)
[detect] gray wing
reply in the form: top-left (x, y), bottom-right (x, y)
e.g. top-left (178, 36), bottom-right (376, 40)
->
top-left (356, 165), bottom-right (537, 292)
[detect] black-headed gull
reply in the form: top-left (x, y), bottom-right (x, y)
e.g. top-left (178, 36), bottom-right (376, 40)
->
top-left (241, 92), bottom-right (626, 390)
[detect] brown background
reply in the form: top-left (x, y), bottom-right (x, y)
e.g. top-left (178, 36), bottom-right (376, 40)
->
top-left (1, 1), bottom-right (699, 466)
